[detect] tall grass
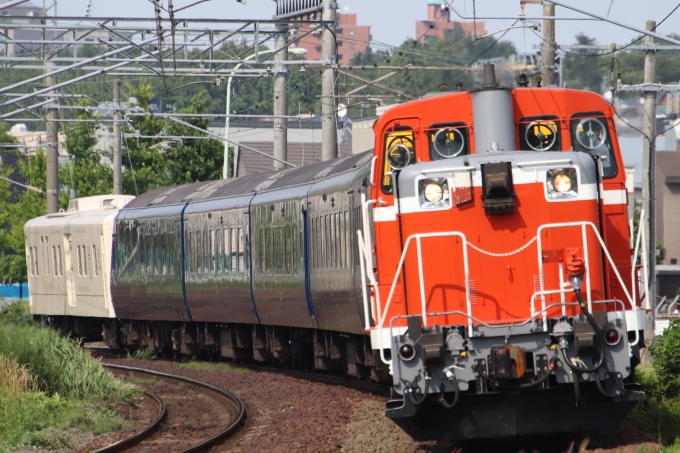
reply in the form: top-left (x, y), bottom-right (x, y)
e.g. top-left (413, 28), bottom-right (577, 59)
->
top-left (0, 355), bottom-right (40, 396)
top-left (0, 302), bottom-right (140, 451)
top-left (0, 308), bottom-right (138, 402)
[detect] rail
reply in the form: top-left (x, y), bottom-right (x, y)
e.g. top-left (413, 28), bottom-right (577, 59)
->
top-left (101, 363), bottom-right (245, 452)
top-left (91, 387), bottom-right (166, 453)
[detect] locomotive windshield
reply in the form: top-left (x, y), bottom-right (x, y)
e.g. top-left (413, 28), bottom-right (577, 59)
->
top-left (570, 113), bottom-right (618, 178)
top-left (519, 117), bottom-right (561, 152)
top-left (382, 128), bottom-right (415, 194)
top-left (427, 123), bottom-right (470, 161)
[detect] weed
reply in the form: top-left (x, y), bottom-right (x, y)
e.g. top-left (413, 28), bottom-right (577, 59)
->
top-left (127, 348), bottom-right (156, 361)
top-left (177, 361), bottom-right (250, 374)
top-left (280, 400), bottom-right (298, 409)
top-left (663, 439), bottom-right (680, 452)
top-left (178, 382), bottom-right (185, 388)
top-left (185, 420), bottom-right (195, 428)
top-left (28, 429), bottom-right (73, 450)
top-left (628, 366), bottom-right (680, 445)
top-left (201, 413), bottom-right (210, 422)
top-left (0, 355), bottom-right (40, 395)
top-left (650, 319), bottom-right (680, 398)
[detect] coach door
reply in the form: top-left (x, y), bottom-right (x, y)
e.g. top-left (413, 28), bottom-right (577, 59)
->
top-left (370, 119), bottom-right (420, 323)
top-left (63, 234), bottom-right (76, 307)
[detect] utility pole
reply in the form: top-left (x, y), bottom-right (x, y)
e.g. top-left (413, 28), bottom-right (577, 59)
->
top-left (45, 74), bottom-right (58, 213)
top-left (113, 79), bottom-right (122, 195)
top-left (273, 24), bottom-right (288, 170)
top-left (542, 1), bottom-right (555, 86)
top-left (642, 19), bottom-right (657, 317)
top-left (321, 2), bottom-right (337, 161)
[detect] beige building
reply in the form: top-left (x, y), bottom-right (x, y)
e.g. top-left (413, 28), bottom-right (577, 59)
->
top-left (656, 151), bottom-right (680, 266)
top-left (351, 117), bottom-right (377, 154)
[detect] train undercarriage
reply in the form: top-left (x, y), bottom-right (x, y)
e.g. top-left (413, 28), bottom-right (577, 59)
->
top-left (42, 315), bottom-right (387, 383)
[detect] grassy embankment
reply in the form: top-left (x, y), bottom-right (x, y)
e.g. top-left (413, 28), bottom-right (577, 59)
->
top-left (627, 318), bottom-right (680, 451)
top-left (0, 301), bottom-right (141, 451)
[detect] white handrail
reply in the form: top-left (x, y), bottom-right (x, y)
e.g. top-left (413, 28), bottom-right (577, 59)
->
top-left (631, 209), bottom-right (644, 311)
top-left (364, 219), bottom-right (642, 357)
top-left (536, 221), bottom-right (640, 345)
top-left (377, 231), bottom-right (472, 333)
top-left (640, 213), bottom-right (650, 311)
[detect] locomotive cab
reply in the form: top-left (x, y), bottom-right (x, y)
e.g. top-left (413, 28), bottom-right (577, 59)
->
top-left (362, 65), bottom-right (646, 440)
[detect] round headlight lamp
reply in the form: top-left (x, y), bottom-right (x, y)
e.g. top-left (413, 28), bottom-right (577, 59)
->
top-left (424, 183), bottom-right (443, 202)
top-left (553, 173), bottom-right (572, 192)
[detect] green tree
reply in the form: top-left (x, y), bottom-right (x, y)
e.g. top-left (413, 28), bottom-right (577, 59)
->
top-left (0, 151), bottom-right (48, 294)
top-left (61, 99), bottom-right (113, 197)
top-left (120, 81), bottom-right (166, 195)
top-left (347, 30), bottom-right (516, 118)
top-left (162, 91), bottom-right (224, 184)
top-left (562, 33), bottom-right (608, 93)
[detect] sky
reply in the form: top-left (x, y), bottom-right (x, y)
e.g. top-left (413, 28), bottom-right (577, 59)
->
top-left (50, 0), bottom-right (680, 54)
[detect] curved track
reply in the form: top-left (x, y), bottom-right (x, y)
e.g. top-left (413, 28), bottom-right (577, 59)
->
top-left (92, 389), bottom-right (166, 453)
top-left (98, 363), bottom-right (245, 453)
top-left (89, 346), bottom-right (388, 397)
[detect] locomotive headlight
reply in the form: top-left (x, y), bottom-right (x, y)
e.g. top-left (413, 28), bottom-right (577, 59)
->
top-left (418, 178), bottom-right (450, 209)
top-left (546, 168), bottom-right (578, 200)
top-left (553, 174), bottom-right (572, 192)
top-left (424, 183), bottom-right (443, 202)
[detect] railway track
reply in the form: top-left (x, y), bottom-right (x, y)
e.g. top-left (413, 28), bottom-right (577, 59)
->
top-left (88, 346), bottom-right (388, 397)
top-left (95, 363), bottom-right (245, 453)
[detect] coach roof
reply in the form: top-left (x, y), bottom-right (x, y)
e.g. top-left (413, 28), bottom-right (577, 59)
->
top-left (120, 150), bottom-right (372, 210)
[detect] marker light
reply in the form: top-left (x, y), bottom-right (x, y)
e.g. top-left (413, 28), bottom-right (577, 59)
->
top-left (424, 183), bottom-right (443, 202)
top-left (604, 329), bottom-right (621, 346)
top-left (399, 344), bottom-right (416, 361)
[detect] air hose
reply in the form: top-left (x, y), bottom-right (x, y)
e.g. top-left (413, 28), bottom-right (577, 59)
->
top-left (439, 366), bottom-right (460, 409)
top-left (561, 274), bottom-right (605, 374)
top-left (518, 358), bottom-right (556, 389)
top-left (595, 370), bottom-right (623, 398)
top-left (405, 371), bottom-right (430, 405)
top-left (565, 275), bottom-right (625, 398)
top-left (490, 356), bottom-right (557, 391)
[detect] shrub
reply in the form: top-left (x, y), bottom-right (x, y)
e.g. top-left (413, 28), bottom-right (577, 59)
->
top-left (650, 318), bottom-right (680, 398)
top-left (0, 300), bottom-right (29, 325)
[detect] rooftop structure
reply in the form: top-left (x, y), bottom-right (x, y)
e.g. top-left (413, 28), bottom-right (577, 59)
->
top-left (416, 0), bottom-right (486, 43)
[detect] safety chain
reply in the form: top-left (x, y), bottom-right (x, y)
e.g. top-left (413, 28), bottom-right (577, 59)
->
top-left (467, 236), bottom-right (538, 257)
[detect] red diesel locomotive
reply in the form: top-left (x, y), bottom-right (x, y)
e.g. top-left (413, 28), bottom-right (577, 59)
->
top-left (25, 63), bottom-right (646, 441)
top-left (366, 64), bottom-right (645, 439)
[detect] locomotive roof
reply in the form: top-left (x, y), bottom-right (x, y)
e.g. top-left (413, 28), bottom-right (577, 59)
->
top-left (121, 150), bottom-right (373, 210)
